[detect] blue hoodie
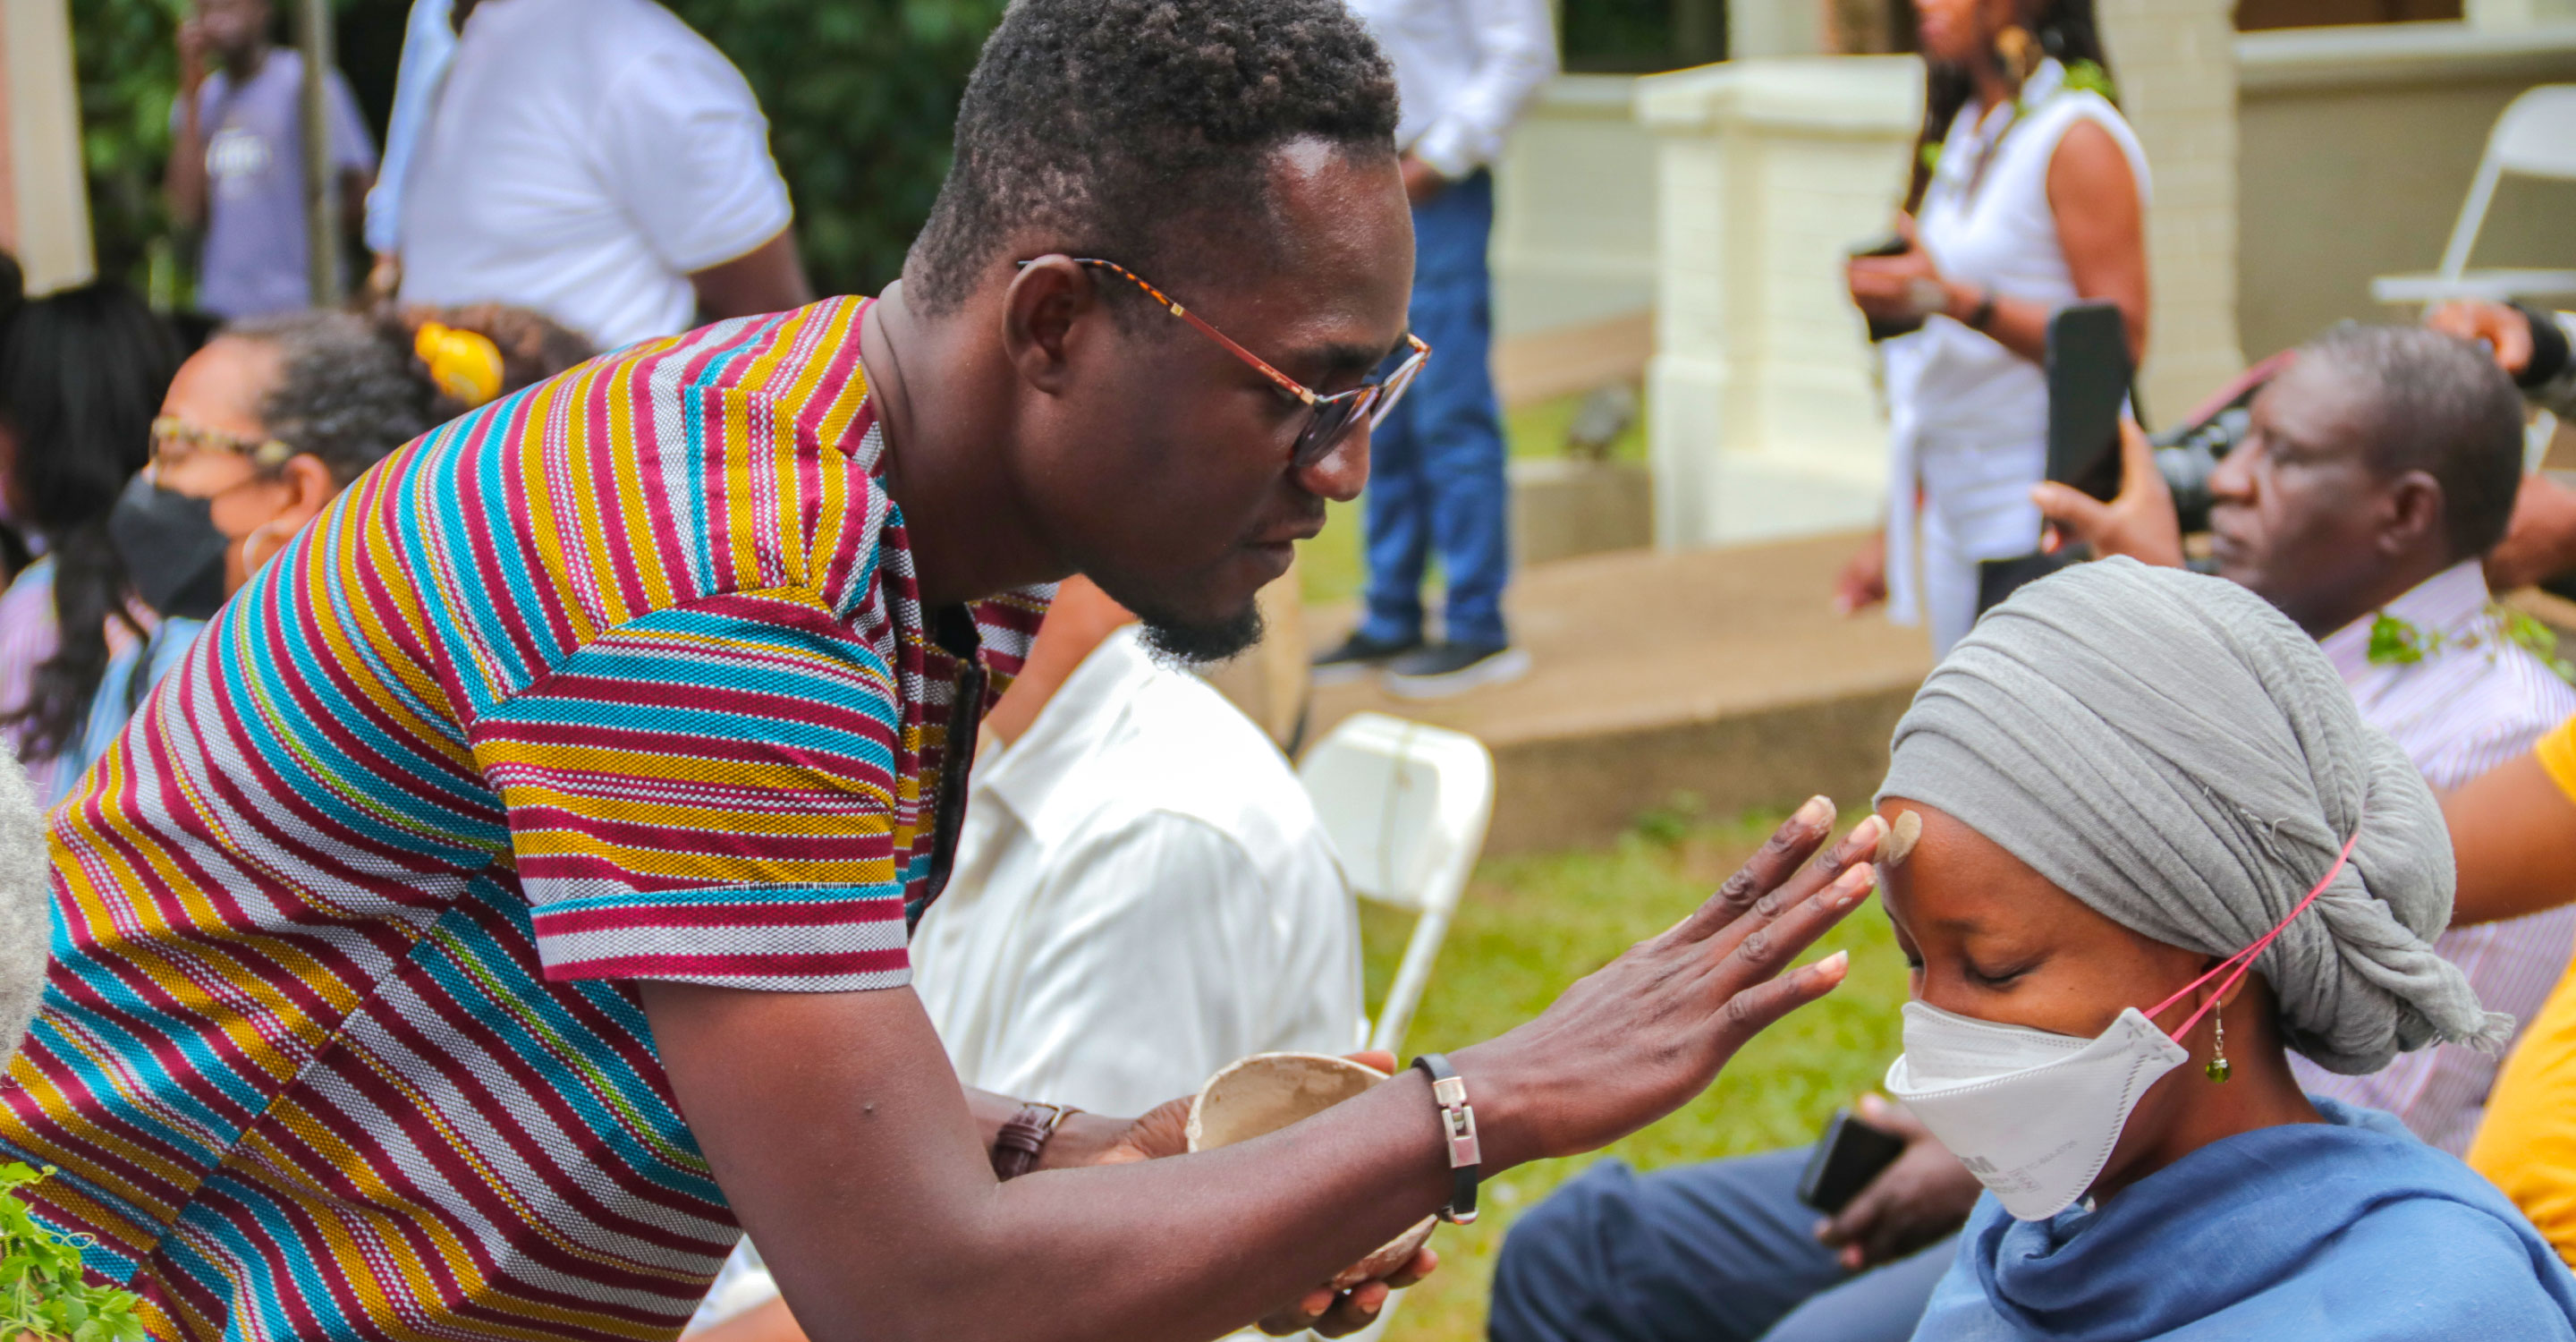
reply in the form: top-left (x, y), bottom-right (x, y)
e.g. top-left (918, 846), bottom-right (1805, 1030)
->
top-left (1912, 1099), bottom-right (2576, 1341)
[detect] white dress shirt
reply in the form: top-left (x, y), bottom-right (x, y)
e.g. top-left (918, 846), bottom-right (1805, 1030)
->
top-left (911, 625), bottom-right (1362, 1116)
top-left (2292, 559), bottom-right (2576, 1153)
top-left (1345, 0), bottom-right (1557, 180)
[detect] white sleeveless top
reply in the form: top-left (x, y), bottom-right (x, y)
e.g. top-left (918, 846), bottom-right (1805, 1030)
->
top-left (1881, 59), bottom-right (2150, 625)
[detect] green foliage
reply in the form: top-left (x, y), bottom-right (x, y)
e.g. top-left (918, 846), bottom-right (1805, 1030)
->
top-left (71, 0), bottom-right (185, 293)
top-left (665, 0), bottom-right (1007, 297)
top-left (2502, 607), bottom-right (2576, 684)
top-left (0, 1164), bottom-right (146, 1342)
top-left (2367, 612), bottom-right (2430, 667)
top-left (2368, 605), bottom-right (2576, 685)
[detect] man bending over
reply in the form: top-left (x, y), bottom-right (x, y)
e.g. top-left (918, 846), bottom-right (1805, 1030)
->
top-left (0, 4), bottom-right (1878, 1340)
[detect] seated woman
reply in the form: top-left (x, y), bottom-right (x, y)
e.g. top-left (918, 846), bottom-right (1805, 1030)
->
top-left (69, 304), bottom-right (589, 796)
top-left (1878, 557), bottom-right (2576, 1338)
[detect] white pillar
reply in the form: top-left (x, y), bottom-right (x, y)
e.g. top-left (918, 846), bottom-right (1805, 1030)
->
top-left (2097, 0), bottom-right (2244, 420)
top-left (1728, 0), bottom-right (1826, 58)
top-left (1637, 56), bottom-right (1920, 549)
top-left (0, 0), bottom-right (96, 293)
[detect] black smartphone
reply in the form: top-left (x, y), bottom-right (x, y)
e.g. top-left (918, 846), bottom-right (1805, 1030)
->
top-left (2044, 302), bottom-right (2132, 504)
top-left (1796, 1108), bottom-right (1909, 1214)
top-left (1850, 234), bottom-right (1925, 343)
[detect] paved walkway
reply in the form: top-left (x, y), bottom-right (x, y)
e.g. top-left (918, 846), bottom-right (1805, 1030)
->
top-left (1307, 531), bottom-right (1932, 854)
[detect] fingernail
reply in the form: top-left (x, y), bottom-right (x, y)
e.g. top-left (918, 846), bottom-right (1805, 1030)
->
top-left (1793, 795), bottom-right (1835, 830)
top-left (1816, 949), bottom-right (1851, 983)
top-left (1843, 814), bottom-right (1887, 855)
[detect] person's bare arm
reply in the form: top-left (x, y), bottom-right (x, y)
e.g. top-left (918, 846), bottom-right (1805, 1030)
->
top-left (2045, 119), bottom-right (2149, 366)
top-left (691, 230), bottom-right (814, 324)
top-left (644, 805), bottom-right (1881, 1342)
top-left (166, 21), bottom-right (212, 232)
top-left (2445, 752), bottom-right (2576, 926)
top-left (1844, 123), bottom-right (2146, 369)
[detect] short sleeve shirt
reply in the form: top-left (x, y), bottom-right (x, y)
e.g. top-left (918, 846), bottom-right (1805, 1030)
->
top-left (2471, 713), bottom-right (2576, 1264)
top-left (176, 49), bottom-right (377, 319)
top-left (0, 297), bottom-right (1046, 1342)
top-left (394, 0), bottom-right (795, 349)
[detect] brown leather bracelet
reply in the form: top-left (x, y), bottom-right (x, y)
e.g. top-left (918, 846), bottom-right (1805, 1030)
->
top-left (990, 1101), bottom-right (1077, 1181)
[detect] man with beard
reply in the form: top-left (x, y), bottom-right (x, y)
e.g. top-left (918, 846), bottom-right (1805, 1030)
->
top-left (0, 4), bottom-right (1885, 1341)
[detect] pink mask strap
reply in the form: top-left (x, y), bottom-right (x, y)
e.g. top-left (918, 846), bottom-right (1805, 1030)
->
top-left (2147, 825), bottom-right (2364, 1040)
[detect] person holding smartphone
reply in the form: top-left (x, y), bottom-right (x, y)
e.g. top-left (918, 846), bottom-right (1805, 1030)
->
top-left (1834, 0), bottom-right (2148, 657)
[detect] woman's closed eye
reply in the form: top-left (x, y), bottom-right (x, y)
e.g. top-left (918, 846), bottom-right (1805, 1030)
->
top-left (1962, 956), bottom-right (2039, 989)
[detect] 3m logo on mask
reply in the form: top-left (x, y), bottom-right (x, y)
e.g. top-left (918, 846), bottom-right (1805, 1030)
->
top-left (1960, 1155), bottom-right (2000, 1176)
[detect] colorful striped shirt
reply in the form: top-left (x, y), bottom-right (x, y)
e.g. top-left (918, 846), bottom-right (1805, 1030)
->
top-left (2292, 558), bottom-right (2576, 1154)
top-left (0, 296), bottom-right (1046, 1342)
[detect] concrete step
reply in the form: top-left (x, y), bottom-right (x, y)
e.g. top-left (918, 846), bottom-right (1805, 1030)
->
top-left (1307, 531), bottom-right (1931, 855)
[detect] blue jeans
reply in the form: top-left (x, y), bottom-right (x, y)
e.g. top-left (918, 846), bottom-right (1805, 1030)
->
top-left (1359, 171), bottom-right (1511, 650)
top-left (1487, 1149), bottom-right (1953, 1342)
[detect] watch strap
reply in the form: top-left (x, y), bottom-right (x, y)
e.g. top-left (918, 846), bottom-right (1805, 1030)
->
top-left (1411, 1053), bottom-right (1481, 1225)
top-left (991, 1101), bottom-right (1075, 1182)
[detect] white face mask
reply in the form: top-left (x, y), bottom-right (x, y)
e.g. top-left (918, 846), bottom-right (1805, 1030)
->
top-left (1882, 822), bottom-right (2363, 1222)
top-left (1885, 1002), bottom-right (2187, 1220)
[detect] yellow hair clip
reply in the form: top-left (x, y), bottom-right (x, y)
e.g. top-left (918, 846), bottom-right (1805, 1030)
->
top-left (414, 320), bottom-right (505, 408)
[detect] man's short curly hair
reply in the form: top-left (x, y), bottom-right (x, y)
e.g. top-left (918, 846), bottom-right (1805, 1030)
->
top-left (905, 0), bottom-right (1400, 317)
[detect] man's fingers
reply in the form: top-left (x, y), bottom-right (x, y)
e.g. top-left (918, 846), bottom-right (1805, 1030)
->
top-left (2030, 481), bottom-right (2113, 546)
top-left (1701, 816), bottom-right (1883, 964)
top-left (1667, 797), bottom-right (1835, 942)
top-left (1713, 947), bottom-right (1852, 1046)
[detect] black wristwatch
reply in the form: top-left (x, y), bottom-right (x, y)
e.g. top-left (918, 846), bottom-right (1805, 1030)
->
top-left (1965, 286), bottom-right (1999, 333)
top-left (1411, 1053), bottom-right (1481, 1225)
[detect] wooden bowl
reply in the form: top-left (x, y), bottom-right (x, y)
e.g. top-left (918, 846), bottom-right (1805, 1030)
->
top-left (1186, 1051), bottom-right (1439, 1289)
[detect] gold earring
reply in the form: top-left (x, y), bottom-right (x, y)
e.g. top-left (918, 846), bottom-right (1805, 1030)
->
top-left (2206, 1010), bottom-right (2232, 1083)
top-left (1995, 25), bottom-right (2037, 82)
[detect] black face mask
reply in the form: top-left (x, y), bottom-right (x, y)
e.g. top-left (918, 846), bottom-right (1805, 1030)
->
top-left (108, 473), bottom-right (231, 622)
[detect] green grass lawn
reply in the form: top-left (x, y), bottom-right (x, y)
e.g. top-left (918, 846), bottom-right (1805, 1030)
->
top-left (1300, 388), bottom-right (1648, 610)
top-left (1360, 805), bottom-right (1910, 1342)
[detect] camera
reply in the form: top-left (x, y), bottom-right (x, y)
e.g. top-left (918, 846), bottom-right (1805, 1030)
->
top-left (2152, 404), bottom-right (2250, 534)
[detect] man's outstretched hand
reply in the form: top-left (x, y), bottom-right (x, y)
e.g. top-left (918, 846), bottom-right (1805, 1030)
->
top-left (2030, 420), bottom-right (2183, 568)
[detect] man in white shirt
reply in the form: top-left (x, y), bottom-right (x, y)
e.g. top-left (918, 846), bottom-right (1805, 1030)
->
top-left (1315, 0), bottom-right (1555, 698)
top-left (688, 576), bottom-right (1362, 1340)
top-left (395, 0), bottom-right (811, 349)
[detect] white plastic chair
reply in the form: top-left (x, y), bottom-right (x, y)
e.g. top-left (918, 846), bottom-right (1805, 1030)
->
top-left (1298, 712), bottom-right (1495, 1057)
top-left (2372, 85), bottom-right (2576, 306)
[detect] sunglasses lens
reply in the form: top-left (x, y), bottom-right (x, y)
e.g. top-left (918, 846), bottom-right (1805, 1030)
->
top-left (1292, 396), bottom-right (1365, 470)
top-left (1371, 352), bottom-right (1427, 427)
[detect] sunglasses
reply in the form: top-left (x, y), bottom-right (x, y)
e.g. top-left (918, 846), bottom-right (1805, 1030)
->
top-left (151, 416), bottom-right (292, 471)
top-left (1021, 258), bottom-right (1431, 469)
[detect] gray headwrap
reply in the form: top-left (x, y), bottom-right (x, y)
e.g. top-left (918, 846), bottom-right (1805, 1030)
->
top-left (1877, 558), bottom-right (2510, 1074)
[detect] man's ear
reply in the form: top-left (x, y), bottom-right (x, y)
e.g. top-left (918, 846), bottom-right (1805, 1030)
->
top-left (1000, 256), bottom-right (1099, 396)
top-left (2381, 470), bottom-right (2447, 558)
